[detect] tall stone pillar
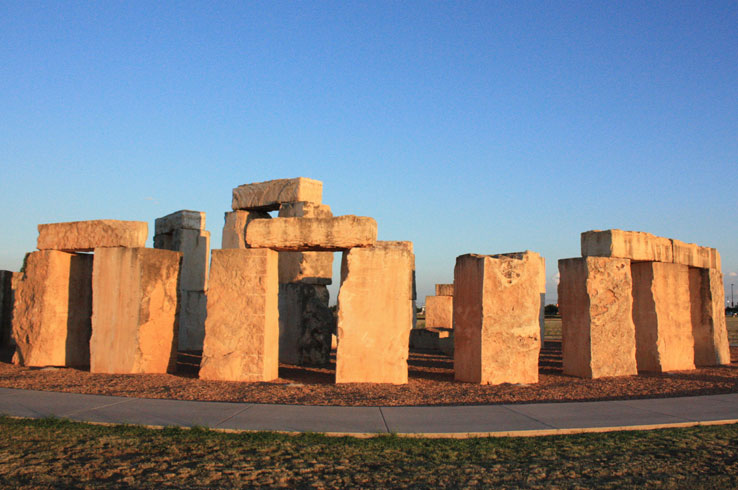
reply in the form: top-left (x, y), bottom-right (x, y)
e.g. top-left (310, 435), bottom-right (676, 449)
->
top-left (558, 257), bottom-right (638, 378)
top-left (454, 252), bottom-right (543, 385)
top-left (154, 210), bottom-right (210, 351)
top-left (0, 270), bottom-right (15, 347)
top-left (336, 241), bottom-right (414, 384)
top-left (631, 262), bottom-right (695, 372)
top-left (199, 249), bottom-right (279, 382)
top-left (689, 267), bottom-right (730, 366)
top-left (11, 251), bottom-right (93, 367)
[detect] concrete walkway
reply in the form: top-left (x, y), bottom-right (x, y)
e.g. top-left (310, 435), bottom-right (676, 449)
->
top-left (1, 387), bottom-right (737, 437)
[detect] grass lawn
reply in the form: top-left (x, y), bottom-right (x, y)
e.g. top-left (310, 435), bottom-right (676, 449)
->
top-left (1, 417), bottom-right (737, 488)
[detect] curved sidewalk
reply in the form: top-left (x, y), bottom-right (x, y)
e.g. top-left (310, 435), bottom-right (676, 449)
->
top-left (1, 387), bottom-right (737, 437)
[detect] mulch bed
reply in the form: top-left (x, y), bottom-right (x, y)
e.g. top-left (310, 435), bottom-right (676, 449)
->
top-left (1, 342), bottom-right (737, 407)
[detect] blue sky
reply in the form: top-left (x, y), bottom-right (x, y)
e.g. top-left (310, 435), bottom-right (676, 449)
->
top-left (1, 1), bottom-right (737, 304)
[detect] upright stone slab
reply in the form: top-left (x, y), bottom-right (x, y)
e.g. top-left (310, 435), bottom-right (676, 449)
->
top-left (246, 216), bottom-right (377, 252)
top-left (37, 220), bottom-right (148, 252)
top-left (453, 252), bottom-right (543, 385)
top-left (90, 248), bottom-right (180, 374)
top-left (154, 227), bottom-right (210, 291)
top-left (689, 267), bottom-right (730, 366)
top-left (0, 271), bottom-right (14, 346)
top-left (435, 284), bottom-right (454, 296)
top-left (199, 249), bottom-right (279, 382)
top-left (178, 290), bottom-right (208, 353)
top-left (232, 177), bottom-right (322, 211)
top-left (278, 283), bottom-right (334, 366)
top-left (631, 262), bottom-right (695, 372)
top-left (581, 230), bottom-right (673, 262)
top-left (425, 295), bottom-right (453, 329)
top-left (336, 241), bottom-right (414, 384)
top-left (277, 202), bottom-right (333, 284)
top-left (11, 251), bottom-right (93, 367)
top-left (221, 210), bottom-right (271, 249)
top-left (558, 257), bottom-right (638, 378)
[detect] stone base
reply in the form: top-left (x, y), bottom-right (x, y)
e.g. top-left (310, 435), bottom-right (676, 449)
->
top-left (278, 283), bottom-right (334, 366)
top-left (90, 248), bottom-right (180, 374)
top-left (11, 251), bottom-right (93, 367)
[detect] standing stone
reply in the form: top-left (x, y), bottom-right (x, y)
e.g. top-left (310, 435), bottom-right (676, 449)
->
top-left (336, 241), bottom-right (414, 384)
top-left (689, 267), bottom-right (730, 366)
top-left (90, 248), bottom-right (180, 374)
top-left (178, 290), bottom-right (208, 353)
top-left (631, 262), bottom-right (695, 372)
top-left (199, 249), bottom-right (279, 382)
top-left (245, 216), bottom-right (377, 251)
top-left (558, 257), bottom-right (638, 378)
top-left (454, 252), bottom-right (544, 385)
top-left (277, 202), bottom-right (333, 285)
top-left (12, 251), bottom-right (93, 367)
top-left (581, 229), bottom-right (673, 262)
top-left (222, 210), bottom-right (271, 249)
top-left (278, 283), bottom-right (334, 366)
top-left (0, 271), bottom-right (15, 346)
top-left (37, 220), bottom-right (148, 252)
top-left (425, 295), bottom-right (453, 329)
top-left (232, 177), bottom-right (323, 211)
top-left (435, 284), bottom-right (454, 296)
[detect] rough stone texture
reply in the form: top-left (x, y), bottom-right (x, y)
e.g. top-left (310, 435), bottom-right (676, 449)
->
top-left (90, 248), bottom-right (180, 374)
top-left (581, 229), bottom-right (673, 263)
top-left (0, 271), bottom-right (14, 346)
top-left (435, 284), bottom-right (454, 296)
top-left (689, 267), bottom-right (730, 366)
top-left (246, 216), bottom-right (377, 252)
top-left (155, 210), bottom-right (205, 235)
top-left (11, 251), bottom-right (93, 367)
top-left (277, 202), bottom-right (333, 285)
top-left (672, 239), bottom-right (721, 270)
top-left (154, 228), bottom-right (210, 291)
top-left (336, 241), bottom-right (414, 384)
top-left (37, 220), bottom-right (148, 252)
top-left (632, 261), bottom-right (695, 373)
top-left (409, 327), bottom-right (451, 351)
top-left (232, 177), bottom-right (322, 211)
top-left (221, 210), bottom-right (271, 249)
top-left (425, 295), bottom-right (453, 329)
top-left (278, 283), bottom-right (334, 366)
top-left (558, 257), bottom-right (638, 379)
top-left (177, 290), bottom-right (207, 352)
top-left (199, 249), bottom-right (279, 382)
top-left (453, 252), bottom-right (543, 385)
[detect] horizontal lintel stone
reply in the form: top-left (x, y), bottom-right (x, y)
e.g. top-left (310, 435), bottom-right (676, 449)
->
top-left (37, 220), bottom-right (148, 252)
top-left (232, 177), bottom-right (322, 211)
top-left (245, 215), bottom-right (377, 251)
top-left (155, 210), bottom-right (206, 235)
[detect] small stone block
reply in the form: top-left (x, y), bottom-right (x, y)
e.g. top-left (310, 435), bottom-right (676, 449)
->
top-left (425, 295), bottom-right (453, 329)
top-left (232, 177), bottom-right (323, 211)
top-left (199, 249), bottom-right (279, 382)
top-left (221, 210), bottom-right (271, 249)
top-left (581, 229), bottom-right (673, 262)
top-left (90, 248), bottom-right (180, 374)
top-left (154, 210), bottom-right (206, 235)
top-left (435, 284), bottom-right (454, 296)
top-left (453, 251), bottom-right (543, 385)
top-left (37, 220), bottom-right (148, 252)
top-left (246, 216), bottom-right (377, 252)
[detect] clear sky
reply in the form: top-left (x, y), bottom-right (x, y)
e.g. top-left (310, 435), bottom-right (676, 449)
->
top-left (1, 1), bottom-right (737, 305)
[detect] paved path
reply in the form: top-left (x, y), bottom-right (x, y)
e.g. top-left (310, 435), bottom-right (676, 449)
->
top-left (1, 387), bottom-right (737, 437)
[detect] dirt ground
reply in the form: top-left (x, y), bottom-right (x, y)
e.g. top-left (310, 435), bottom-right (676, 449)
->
top-left (2, 341), bottom-right (738, 407)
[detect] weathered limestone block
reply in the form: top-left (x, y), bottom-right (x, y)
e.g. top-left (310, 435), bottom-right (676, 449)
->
top-left (581, 229), bottom-right (673, 262)
top-left (199, 249), bottom-right (279, 382)
top-left (90, 248), bottom-right (180, 374)
top-left (277, 202), bottom-right (333, 284)
top-left (246, 216), bottom-right (377, 252)
top-left (177, 290), bottom-right (207, 352)
top-left (37, 220), bottom-right (148, 252)
top-left (409, 327), bottom-right (451, 352)
top-left (154, 228), bottom-right (211, 291)
top-left (221, 210), bottom-right (271, 249)
top-left (689, 267), bottom-right (730, 366)
top-left (0, 271), bottom-right (15, 346)
top-left (435, 284), bottom-right (454, 296)
top-left (632, 262), bottom-right (695, 372)
top-left (232, 177), bottom-right (322, 211)
top-left (155, 210), bottom-right (205, 235)
top-left (672, 239), bottom-right (721, 270)
top-left (454, 252), bottom-right (544, 385)
top-left (425, 295), bottom-right (453, 329)
top-left (11, 251), bottom-right (93, 367)
top-left (336, 241), bottom-right (414, 384)
top-left (558, 257), bottom-right (638, 378)
top-left (278, 283), bottom-right (334, 366)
